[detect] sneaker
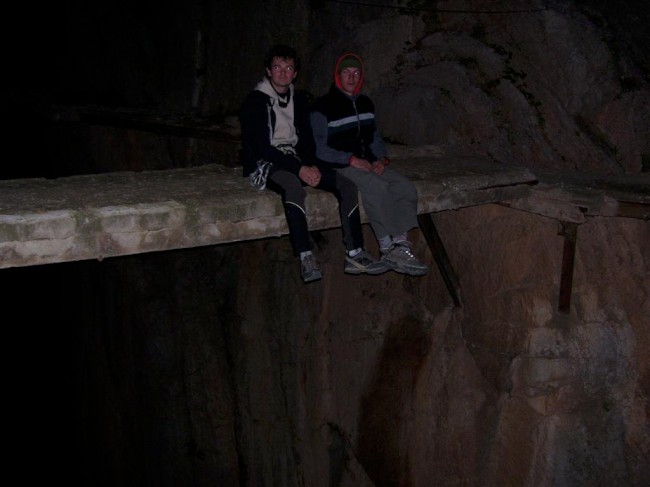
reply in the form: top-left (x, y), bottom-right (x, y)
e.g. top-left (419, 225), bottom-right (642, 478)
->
top-left (381, 242), bottom-right (428, 276)
top-left (344, 250), bottom-right (390, 275)
top-left (301, 254), bottom-right (323, 283)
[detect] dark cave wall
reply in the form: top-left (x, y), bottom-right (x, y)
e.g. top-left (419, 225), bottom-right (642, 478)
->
top-left (9, 208), bottom-right (647, 486)
top-left (23, 1), bottom-right (314, 114)
top-left (6, 0), bottom-right (316, 178)
top-left (17, 0), bottom-right (646, 180)
top-left (34, 1), bottom-right (647, 117)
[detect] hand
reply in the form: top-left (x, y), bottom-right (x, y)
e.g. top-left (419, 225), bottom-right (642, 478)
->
top-left (349, 155), bottom-right (373, 172)
top-left (299, 165), bottom-right (321, 187)
top-left (372, 160), bottom-right (386, 175)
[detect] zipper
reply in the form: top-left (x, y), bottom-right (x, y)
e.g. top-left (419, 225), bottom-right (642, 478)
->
top-left (352, 99), bottom-right (365, 158)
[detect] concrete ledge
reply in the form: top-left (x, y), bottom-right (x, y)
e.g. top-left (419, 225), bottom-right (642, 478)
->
top-left (1, 156), bottom-right (539, 268)
top-left (0, 156), bottom-right (537, 268)
top-left (502, 170), bottom-right (650, 223)
top-left (3, 154), bottom-right (647, 270)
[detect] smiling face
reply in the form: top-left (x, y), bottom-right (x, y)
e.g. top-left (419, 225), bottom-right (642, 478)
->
top-left (266, 56), bottom-right (297, 94)
top-left (339, 67), bottom-right (361, 96)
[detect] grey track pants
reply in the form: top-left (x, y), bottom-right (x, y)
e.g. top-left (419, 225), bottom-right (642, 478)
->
top-left (338, 166), bottom-right (419, 240)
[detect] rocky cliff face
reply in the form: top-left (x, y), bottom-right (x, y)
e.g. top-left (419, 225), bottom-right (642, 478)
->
top-left (55, 207), bottom-right (647, 486)
top-left (10, 2), bottom-right (648, 179)
top-left (304, 1), bottom-right (649, 175)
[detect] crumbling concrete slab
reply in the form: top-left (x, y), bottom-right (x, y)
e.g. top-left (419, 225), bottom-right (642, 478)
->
top-left (0, 157), bottom-right (537, 268)
top-left (3, 155), bottom-right (644, 269)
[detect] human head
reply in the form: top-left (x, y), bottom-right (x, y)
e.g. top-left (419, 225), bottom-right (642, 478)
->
top-left (334, 53), bottom-right (364, 97)
top-left (264, 44), bottom-right (301, 73)
top-left (264, 45), bottom-right (300, 93)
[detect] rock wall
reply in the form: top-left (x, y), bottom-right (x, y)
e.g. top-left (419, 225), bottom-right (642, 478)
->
top-left (304, 1), bottom-right (649, 175)
top-left (10, 1), bottom-right (648, 179)
top-left (17, 206), bottom-right (645, 486)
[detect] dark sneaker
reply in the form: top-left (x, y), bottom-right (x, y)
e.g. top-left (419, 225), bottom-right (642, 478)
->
top-left (344, 250), bottom-right (390, 275)
top-left (381, 242), bottom-right (428, 276)
top-left (301, 254), bottom-right (323, 283)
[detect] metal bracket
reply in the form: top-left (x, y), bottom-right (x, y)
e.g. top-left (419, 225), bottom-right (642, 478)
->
top-left (418, 213), bottom-right (463, 307)
top-left (557, 222), bottom-right (578, 314)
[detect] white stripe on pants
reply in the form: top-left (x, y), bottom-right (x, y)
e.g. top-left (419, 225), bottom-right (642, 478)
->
top-left (338, 166), bottom-right (419, 239)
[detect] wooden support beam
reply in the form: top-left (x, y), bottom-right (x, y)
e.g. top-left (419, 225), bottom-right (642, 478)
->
top-left (557, 222), bottom-right (578, 314)
top-left (418, 213), bottom-right (463, 307)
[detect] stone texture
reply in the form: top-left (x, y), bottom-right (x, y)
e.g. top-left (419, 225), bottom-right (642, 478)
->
top-left (26, 205), bottom-right (647, 486)
top-left (0, 157), bottom-right (538, 268)
top-left (304, 1), bottom-right (649, 176)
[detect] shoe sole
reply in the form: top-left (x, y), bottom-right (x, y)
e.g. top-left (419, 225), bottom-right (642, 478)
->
top-left (382, 260), bottom-right (428, 276)
top-left (344, 266), bottom-right (391, 276)
top-left (303, 271), bottom-right (323, 283)
top-left (344, 260), bottom-right (391, 275)
top-left (402, 267), bottom-right (428, 276)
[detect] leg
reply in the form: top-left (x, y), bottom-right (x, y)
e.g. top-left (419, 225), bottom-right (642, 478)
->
top-left (316, 166), bottom-right (388, 275)
top-left (375, 167), bottom-right (419, 237)
top-left (266, 169), bottom-right (311, 255)
top-left (267, 170), bottom-right (322, 282)
top-left (340, 167), bottom-right (427, 276)
top-left (377, 168), bottom-right (427, 275)
top-left (338, 166), bottom-right (393, 241)
top-left (316, 166), bottom-right (363, 252)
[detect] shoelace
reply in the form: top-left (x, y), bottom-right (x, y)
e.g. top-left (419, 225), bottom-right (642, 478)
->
top-left (250, 160), bottom-right (272, 190)
top-left (396, 244), bottom-right (417, 260)
top-left (303, 254), bottom-right (318, 269)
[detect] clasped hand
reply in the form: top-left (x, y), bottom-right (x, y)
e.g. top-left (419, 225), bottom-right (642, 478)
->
top-left (350, 156), bottom-right (388, 175)
top-left (299, 166), bottom-right (321, 187)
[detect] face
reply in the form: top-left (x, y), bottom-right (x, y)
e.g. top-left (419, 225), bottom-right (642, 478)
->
top-left (340, 67), bottom-right (361, 96)
top-left (266, 56), bottom-right (297, 93)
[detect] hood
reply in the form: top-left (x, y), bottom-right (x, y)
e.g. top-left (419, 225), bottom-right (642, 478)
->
top-left (334, 52), bottom-right (364, 97)
top-left (255, 77), bottom-right (294, 103)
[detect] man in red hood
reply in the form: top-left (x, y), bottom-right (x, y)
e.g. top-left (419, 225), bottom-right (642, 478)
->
top-left (311, 53), bottom-right (428, 276)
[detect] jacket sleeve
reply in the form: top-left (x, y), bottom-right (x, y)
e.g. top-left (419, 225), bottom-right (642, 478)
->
top-left (293, 92), bottom-right (318, 166)
top-left (369, 110), bottom-right (388, 160)
top-left (239, 92), bottom-right (302, 176)
top-left (310, 111), bottom-right (352, 166)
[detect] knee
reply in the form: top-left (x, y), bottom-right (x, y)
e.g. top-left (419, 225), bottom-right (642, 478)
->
top-left (285, 185), bottom-right (306, 208)
top-left (336, 176), bottom-right (359, 201)
top-left (373, 178), bottom-right (391, 197)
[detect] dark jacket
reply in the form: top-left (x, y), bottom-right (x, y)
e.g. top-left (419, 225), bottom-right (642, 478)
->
top-left (311, 84), bottom-right (381, 164)
top-left (239, 82), bottom-right (316, 177)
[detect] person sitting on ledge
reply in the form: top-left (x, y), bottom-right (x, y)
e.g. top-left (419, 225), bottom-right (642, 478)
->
top-left (239, 45), bottom-right (388, 283)
top-left (310, 52), bottom-right (428, 276)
